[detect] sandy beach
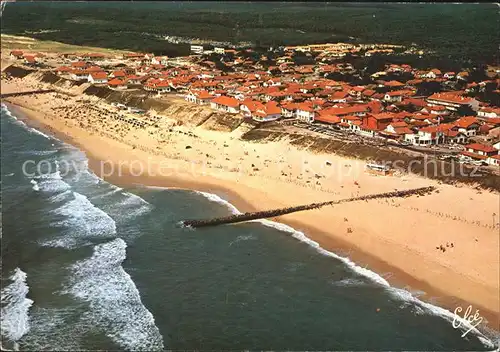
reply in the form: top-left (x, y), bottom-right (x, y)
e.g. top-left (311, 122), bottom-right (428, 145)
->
top-left (2, 76), bottom-right (499, 331)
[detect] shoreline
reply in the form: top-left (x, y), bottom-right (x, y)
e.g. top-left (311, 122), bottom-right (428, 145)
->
top-left (3, 100), bottom-right (499, 336)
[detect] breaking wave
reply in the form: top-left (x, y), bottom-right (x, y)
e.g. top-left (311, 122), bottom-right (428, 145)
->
top-left (1, 268), bottom-right (34, 344)
top-left (45, 191), bottom-right (117, 249)
top-left (64, 238), bottom-right (164, 350)
top-left (30, 180), bottom-right (39, 192)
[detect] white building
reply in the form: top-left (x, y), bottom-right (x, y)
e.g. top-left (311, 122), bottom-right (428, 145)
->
top-left (427, 93), bottom-right (479, 112)
top-left (190, 45), bottom-right (204, 55)
top-left (87, 72), bottom-right (108, 84)
top-left (296, 106), bottom-right (315, 123)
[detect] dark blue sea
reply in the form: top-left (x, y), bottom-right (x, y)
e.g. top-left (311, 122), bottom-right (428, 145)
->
top-left (1, 103), bottom-right (498, 351)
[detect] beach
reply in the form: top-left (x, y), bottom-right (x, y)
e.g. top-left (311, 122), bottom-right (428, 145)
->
top-left (2, 75), bottom-right (499, 332)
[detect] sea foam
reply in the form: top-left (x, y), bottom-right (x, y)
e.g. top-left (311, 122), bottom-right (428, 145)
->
top-left (64, 238), bottom-right (164, 350)
top-left (0, 268), bottom-right (34, 343)
top-left (30, 180), bottom-right (40, 192)
top-left (45, 191), bottom-right (117, 248)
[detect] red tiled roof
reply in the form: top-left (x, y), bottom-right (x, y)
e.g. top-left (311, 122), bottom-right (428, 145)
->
top-left (86, 66), bottom-right (103, 72)
top-left (430, 105), bottom-right (447, 111)
top-left (315, 114), bottom-right (341, 124)
top-left (390, 121), bottom-right (409, 128)
top-left (487, 118), bottom-right (500, 125)
top-left (455, 116), bottom-right (479, 128)
top-left (465, 143), bottom-right (497, 153)
top-left (461, 151), bottom-right (488, 160)
top-left (427, 93), bottom-right (474, 104)
top-left (322, 105), bottom-right (369, 116)
top-left (370, 113), bottom-right (395, 120)
top-left (24, 55), bottom-right (36, 63)
top-left (108, 78), bottom-right (126, 86)
top-left (393, 126), bottom-right (413, 135)
top-left (211, 95), bottom-right (240, 108)
top-left (71, 61), bottom-right (86, 67)
top-left (196, 90), bottom-right (213, 100)
top-left (262, 101), bottom-right (281, 115)
top-left (90, 72), bottom-right (107, 79)
top-left (56, 66), bottom-right (71, 72)
top-left (386, 89), bottom-right (415, 97)
top-left (112, 70), bottom-right (126, 77)
top-left (384, 80), bottom-right (405, 87)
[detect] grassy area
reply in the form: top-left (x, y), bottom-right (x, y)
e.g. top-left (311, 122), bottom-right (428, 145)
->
top-left (1, 34), bottom-right (130, 55)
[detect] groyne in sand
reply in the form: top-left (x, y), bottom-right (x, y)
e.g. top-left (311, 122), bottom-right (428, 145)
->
top-left (182, 186), bottom-right (436, 228)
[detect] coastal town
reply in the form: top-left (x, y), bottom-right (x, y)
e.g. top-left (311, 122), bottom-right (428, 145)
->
top-left (4, 41), bottom-right (500, 170)
top-left (2, 38), bottom-right (500, 347)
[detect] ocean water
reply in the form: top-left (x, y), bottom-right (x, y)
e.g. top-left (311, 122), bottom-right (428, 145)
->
top-left (1, 103), bottom-right (498, 351)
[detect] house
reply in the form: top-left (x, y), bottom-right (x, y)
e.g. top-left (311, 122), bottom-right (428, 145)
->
top-left (381, 122), bottom-right (414, 141)
top-left (240, 99), bottom-right (262, 117)
top-left (127, 75), bottom-right (149, 85)
top-left (425, 69), bottom-right (442, 79)
top-left (281, 103), bottom-right (298, 118)
top-left (23, 55), bottom-right (38, 65)
top-left (87, 71), bottom-right (108, 84)
top-left (461, 143), bottom-right (499, 163)
top-left (341, 115), bottom-right (363, 132)
top-left (427, 93), bottom-right (479, 111)
top-left (185, 90), bottom-right (214, 105)
top-left (70, 69), bottom-right (89, 81)
top-left (329, 90), bottom-right (349, 103)
top-left (486, 154), bottom-right (500, 166)
top-left (151, 56), bottom-right (169, 65)
top-left (210, 95), bottom-right (240, 113)
top-left (454, 116), bottom-right (481, 137)
top-left (427, 105), bottom-right (450, 116)
top-left (86, 66), bottom-right (103, 73)
top-left (321, 105), bottom-right (369, 118)
top-left (296, 103), bottom-right (316, 123)
top-left (362, 113), bottom-right (394, 132)
top-left (55, 66), bottom-right (72, 75)
top-left (477, 107), bottom-right (500, 119)
top-left (442, 129), bottom-right (468, 144)
top-left (408, 123), bottom-right (459, 146)
top-left (10, 50), bottom-right (24, 59)
top-left (110, 70), bottom-right (126, 78)
top-left (71, 61), bottom-right (87, 69)
top-left (154, 80), bottom-right (172, 93)
top-left (383, 80), bottom-right (405, 90)
top-left (108, 78), bottom-right (128, 90)
top-left (214, 47), bottom-right (225, 54)
top-left (314, 111), bottom-right (341, 126)
top-left (412, 126), bottom-right (443, 146)
top-left (493, 140), bottom-right (500, 151)
top-left (384, 90), bottom-right (415, 103)
top-left (253, 101), bottom-right (282, 122)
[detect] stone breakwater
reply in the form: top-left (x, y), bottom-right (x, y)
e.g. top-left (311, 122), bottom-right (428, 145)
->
top-left (181, 186), bottom-right (436, 228)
